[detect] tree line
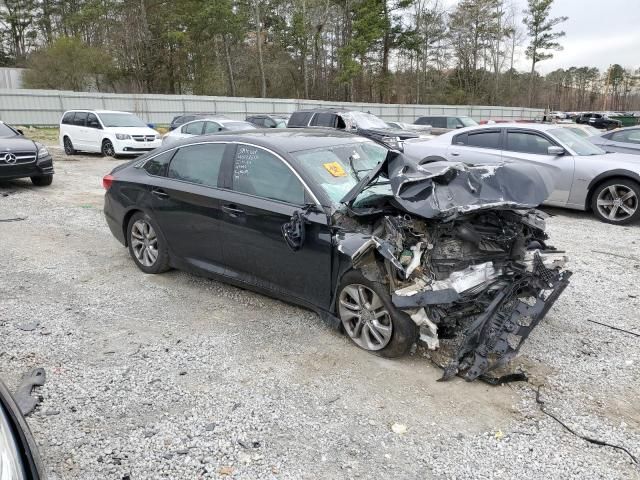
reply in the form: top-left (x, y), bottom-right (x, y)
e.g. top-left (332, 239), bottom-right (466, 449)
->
top-left (1, 0), bottom-right (638, 111)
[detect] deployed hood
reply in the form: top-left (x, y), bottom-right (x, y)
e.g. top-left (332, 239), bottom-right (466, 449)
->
top-left (357, 127), bottom-right (420, 140)
top-left (341, 152), bottom-right (555, 219)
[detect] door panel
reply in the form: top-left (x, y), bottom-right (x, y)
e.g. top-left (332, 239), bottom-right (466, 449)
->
top-left (216, 189), bottom-right (332, 308)
top-left (501, 130), bottom-right (574, 205)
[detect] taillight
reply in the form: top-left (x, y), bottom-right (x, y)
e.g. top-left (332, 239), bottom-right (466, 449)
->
top-left (102, 174), bottom-right (114, 190)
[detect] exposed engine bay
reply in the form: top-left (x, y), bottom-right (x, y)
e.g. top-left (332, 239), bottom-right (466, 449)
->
top-left (332, 156), bottom-right (572, 382)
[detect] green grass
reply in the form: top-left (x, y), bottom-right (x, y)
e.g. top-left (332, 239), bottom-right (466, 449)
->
top-left (17, 127), bottom-right (60, 144)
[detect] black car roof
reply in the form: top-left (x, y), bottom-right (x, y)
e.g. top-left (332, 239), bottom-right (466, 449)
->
top-left (166, 128), bottom-right (372, 153)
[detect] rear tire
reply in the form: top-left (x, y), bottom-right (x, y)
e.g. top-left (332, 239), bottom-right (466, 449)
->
top-left (126, 212), bottom-right (170, 274)
top-left (591, 177), bottom-right (640, 224)
top-left (337, 270), bottom-right (417, 358)
top-left (31, 175), bottom-right (53, 187)
top-left (63, 136), bottom-right (75, 155)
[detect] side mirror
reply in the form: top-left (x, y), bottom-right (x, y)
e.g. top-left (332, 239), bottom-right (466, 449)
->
top-left (548, 146), bottom-right (565, 156)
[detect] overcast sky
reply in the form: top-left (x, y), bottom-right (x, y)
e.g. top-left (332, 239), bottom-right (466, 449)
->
top-left (439, 0), bottom-right (640, 73)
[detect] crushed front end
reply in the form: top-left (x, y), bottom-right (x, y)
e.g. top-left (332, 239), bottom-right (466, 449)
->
top-left (336, 158), bottom-right (572, 382)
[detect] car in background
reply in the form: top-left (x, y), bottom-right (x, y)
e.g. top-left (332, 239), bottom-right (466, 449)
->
top-left (0, 378), bottom-right (45, 479)
top-left (246, 114), bottom-right (290, 128)
top-left (589, 127), bottom-right (640, 155)
top-left (403, 123), bottom-right (640, 224)
top-left (59, 110), bottom-right (162, 157)
top-left (413, 115), bottom-right (478, 135)
top-left (548, 111), bottom-right (568, 120)
top-left (557, 124), bottom-right (600, 138)
top-left (102, 129), bottom-right (569, 380)
top-left (287, 108), bottom-right (420, 150)
top-left (575, 112), bottom-right (622, 130)
top-left (162, 117), bottom-right (257, 145)
top-left (0, 121), bottom-right (53, 186)
top-left (169, 113), bottom-right (218, 131)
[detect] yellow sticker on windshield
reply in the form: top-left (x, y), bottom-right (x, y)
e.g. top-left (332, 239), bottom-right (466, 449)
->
top-left (323, 161), bottom-right (347, 177)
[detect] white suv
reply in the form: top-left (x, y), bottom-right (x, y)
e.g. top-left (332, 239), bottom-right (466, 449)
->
top-left (59, 110), bottom-right (162, 157)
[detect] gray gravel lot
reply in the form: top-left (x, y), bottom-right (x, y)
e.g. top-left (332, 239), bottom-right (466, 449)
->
top-left (1, 145), bottom-right (639, 479)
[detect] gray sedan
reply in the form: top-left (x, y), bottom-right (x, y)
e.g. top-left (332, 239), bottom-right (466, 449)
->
top-left (403, 123), bottom-right (640, 224)
top-left (589, 126), bottom-right (640, 155)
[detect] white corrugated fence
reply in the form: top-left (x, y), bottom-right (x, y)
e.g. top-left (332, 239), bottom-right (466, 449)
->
top-left (0, 88), bottom-right (544, 126)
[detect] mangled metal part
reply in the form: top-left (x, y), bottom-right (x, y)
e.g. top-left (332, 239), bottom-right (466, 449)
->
top-left (14, 368), bottom-right (46, 416)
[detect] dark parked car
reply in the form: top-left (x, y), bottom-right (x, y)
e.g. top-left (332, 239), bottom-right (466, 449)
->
top-left (246, 114), bottom-right (290, 128)
top-left (589, 126), bottom-right (640, 155)
top-left (0, 121), bottom-right (54, 186)
top-left (169, 113), bottom-right (222, 131)
top-left (286, 108), bottom-right (419, 150)
top-left (575, 113), bottom-right (622, 130)
top-left (0, 378), bottom-right (44, 479)
top-left (103, 129), bottom-right (570, 382)
top-left (414, 115), bottom-right (478, 135)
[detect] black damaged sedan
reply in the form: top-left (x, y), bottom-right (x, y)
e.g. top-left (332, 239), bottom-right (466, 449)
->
top-left (104, 129), bottom-right (571, 381)
top-left (0, 121), bottom-right (54, 186)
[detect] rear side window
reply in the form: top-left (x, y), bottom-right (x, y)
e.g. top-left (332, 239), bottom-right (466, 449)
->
top-left (288, 111), bottom-right (313, 127)
top-left (421, 117), bottom-right (446, 128)
top-left (467, 131), bottom-right (501, 149)
top-left (61, 112), bottom-right (75, 124)
top-left (143, 150), bottom-right (175, 176)
top-left (168, 143), bottom-right (226, 188)
top-left (506, 131), bottom-right (553, 154)
top-left (447, 117), bottom-right (464, 129)
top-left (232, 146), bottom-right (305, 204)
top-left (182, 121), bottom-right (204, 135)
top-left (203, 121), bottom-right (221, 134)
top-left (311, 113), bottom-right (337, 128)
top-left (72, 112), bottom-right (87, 126)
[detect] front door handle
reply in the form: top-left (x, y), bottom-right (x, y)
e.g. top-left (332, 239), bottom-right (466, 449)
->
top-left (450, 152), bottom-right (460, 157)
top-left (222, 204), bottom-right (245, 217)
top-left (152, 188), bottom-right (169, 198)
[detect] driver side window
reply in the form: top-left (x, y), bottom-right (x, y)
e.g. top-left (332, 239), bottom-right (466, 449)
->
top-left (232, 146), bottom-right (305, 205)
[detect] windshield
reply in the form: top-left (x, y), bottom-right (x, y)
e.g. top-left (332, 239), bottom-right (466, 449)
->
top-left (292, 141), bottom-right (390, 205)
top-left (550, 128), bottom-right (605, 156)
top-left (459, 116), bottom-right (478, 127)
top-left (344, 111), bottom-right (390, 130)
top-left (98, 113), bottom-right (148, 128)
top-left (0, 123), bottom-right (18, 138)
top-left (222, 121), bottom-right (256, 131)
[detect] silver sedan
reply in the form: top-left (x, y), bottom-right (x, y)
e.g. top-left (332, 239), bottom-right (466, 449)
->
top-left (589, 126), bottom-right (640, 156)
top-left (403, 123), bottom-right (640, 224)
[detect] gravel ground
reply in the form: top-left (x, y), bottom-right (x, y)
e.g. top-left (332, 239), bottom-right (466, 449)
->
top-left (1, 145), bottom-right (639, 479)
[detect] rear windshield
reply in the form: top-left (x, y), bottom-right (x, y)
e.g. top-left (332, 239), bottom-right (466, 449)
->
top-left (98, 113), bottom-right (148, 128)
top-left (0, 123), bottom-right (17, 138)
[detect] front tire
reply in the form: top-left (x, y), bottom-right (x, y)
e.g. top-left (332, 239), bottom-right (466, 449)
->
top-left (31, 175), bottom-right (53, 187)
top-left (337, 270), bottom-right (417, 358)
top-left (126, 212), bottom-right (170, 274)
top-left (102, 139), bottom-right (116, 157)
top-left (591, 178), bottom-right (640, 224)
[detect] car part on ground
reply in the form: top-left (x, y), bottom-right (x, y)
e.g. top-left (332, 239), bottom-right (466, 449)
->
top-left (13, 368), bottom-right (46, 416)
top-left (0, 121), bottom-right (54, 186)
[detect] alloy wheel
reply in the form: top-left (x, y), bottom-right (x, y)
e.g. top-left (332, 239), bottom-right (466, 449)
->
top-left (338, 284), bottom-right (393, 351)
top-left (63, 137), bottom-right (73, 155)
top-left (102, 140), bottom-right (115, 157)
top-left (596, 184), bottom-right (638, 222)
top-left (130, 219), bottom-right (158, 267)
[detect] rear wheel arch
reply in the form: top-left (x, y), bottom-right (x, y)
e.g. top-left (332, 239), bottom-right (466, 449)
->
top-left (585, 170), bottom-right (640, 210)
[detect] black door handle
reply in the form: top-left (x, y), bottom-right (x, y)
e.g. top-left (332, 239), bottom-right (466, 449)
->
top-left (222, 204), bottom-right (245, 217)
top-left (152, 188), bottom-right (169, 198)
